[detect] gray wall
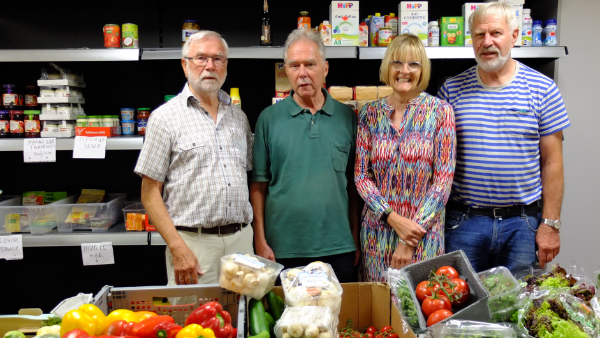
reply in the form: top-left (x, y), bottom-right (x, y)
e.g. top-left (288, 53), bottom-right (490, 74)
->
top-left (554, 0), bottom-right (600, 275)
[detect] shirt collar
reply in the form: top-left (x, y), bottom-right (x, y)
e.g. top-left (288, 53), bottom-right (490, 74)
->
top-left (381, 92), bottom-right (425, 114)
top-left (181, 82), bottom-right (232, 106)
top-left (286, 88), bottom-right (335, 116)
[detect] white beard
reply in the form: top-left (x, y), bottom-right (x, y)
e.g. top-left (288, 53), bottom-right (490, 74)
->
top-left (188, 68), bottom-right (227, 94)
top-left (476, 48), bottom-right (511, 73)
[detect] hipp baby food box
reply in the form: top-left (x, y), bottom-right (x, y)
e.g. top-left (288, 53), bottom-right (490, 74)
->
top-left (399, 1), bottom-right (429, 46)
top-left (440, 17), bottom-right (464, 46)
top-left (462, 3), bottom-right (484, 46)
top-left (330, 1), bottom-right (360, 46)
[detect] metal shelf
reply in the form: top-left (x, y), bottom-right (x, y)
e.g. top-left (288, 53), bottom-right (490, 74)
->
top-left (0, 49), bottom-right (140, 62)
top-left (142, 46), bottom-right (358, 60)
top-left (0, 135), bottom-right (144, 151)
top-left (21, 222), bottom-right (150, 247)
top-left (358, 46), bottom-right (568, 60)
top-left (150, 232), bottom-right (166, 246)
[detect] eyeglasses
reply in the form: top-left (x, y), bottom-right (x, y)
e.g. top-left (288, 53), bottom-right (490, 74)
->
top-left (390, 60), bottom-right (422, 72)
top-left (184, 55), bottom-right (228, 67)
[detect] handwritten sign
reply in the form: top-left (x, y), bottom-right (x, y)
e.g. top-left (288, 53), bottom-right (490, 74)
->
top-left (23, 138), bottom-right (56, 163)
top-left (81, 242), bottom-right (115, 266)
top-left (73, 136), bottom-right (107, 159)
top-left (0, 235), bottom-right (24, 260)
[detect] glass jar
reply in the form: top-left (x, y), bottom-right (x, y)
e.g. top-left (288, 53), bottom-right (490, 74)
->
top-left (40, 86), bottom-right (55, 98)
top-left (41, 103), bottom-right (56, 115)
top-left (88, 116), bottom-right (101, 127)
top-left (76, 116), bottom-right (87, 127)
top-left (24, 85), bottom-right (38, 107)
top-left (43, 121), bottom-right (60, 132)
top-left (298, 11), bottom-right (311, 30)
top-left (3, 84), bottom-right (20, 109)
top-left (113, 115), bottom-right (122, 135)
top-left (122, 120), bottom-right (135, 135)
top-left (0, 110), bottom-right (9, 138)
top-left (55, 86), bottom-right (73, 97)
top-left (182, 20), bottom-right (200, 46)
top-left (137, 108), bottom-right (151, 120)
top-left (101, 115), bottom-right (113, 127)
top-left (56, 103), bottom-right (72, 116)
top-left (24, 110), bottom-right (41, 138)
top-left (59, 121), bottom-right (75, 132)
top-left (9, 110), bottom-right (25, 137)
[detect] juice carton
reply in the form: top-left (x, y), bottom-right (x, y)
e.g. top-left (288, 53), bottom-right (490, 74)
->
top-left (399, 1), bottom-right (429, 46)
top-left (440, 17), bottom-right (464, 46)
top-left (320, 21), bottom-right (332, 46)
top-left (462, 3), bottom-right (484, 46)
top-left (384, 13), bottom-right (399, 38)
top-left (330, 1), bottom-right (360, 46)
top-left (369, 13), bottom-right (384, 46)
top-left (359, 22), bottom-right (369, 46)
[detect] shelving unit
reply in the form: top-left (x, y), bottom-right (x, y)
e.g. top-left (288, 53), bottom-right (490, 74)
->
top-left (141, 46), bottom-right (358, 60)
top-left (21, 222), bottom-right (150, 247)
top-left (358, 46), bottom-right (569, 60)
top-left (0, 49), bottom-right (140, 62)
top-left (0, 135), bottom-right (144, 151)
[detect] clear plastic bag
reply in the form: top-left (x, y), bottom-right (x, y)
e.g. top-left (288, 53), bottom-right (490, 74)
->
top-left (219, 252), bottom-right (284, 300)
top-left (427, 320), bottom-right (517, 338)
top-left (280, 262), bottom-right (343, 316)
top-left (386, 268), bottom-right (419, 333)
top-left (274, 306), bottom-right (337, 338)
top-left (477, 266), bottom-right (522, 322)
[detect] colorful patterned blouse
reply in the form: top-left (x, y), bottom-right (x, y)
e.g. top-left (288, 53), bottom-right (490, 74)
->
top-left (354, 92), bottom-right (456, 281)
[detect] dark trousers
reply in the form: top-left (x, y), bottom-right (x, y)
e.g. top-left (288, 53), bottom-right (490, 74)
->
top-left (276, 251), bottom-right (357, 284)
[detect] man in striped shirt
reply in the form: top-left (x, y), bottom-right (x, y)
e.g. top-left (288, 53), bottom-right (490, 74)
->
top-left (438, 3), bottom-right (570, 273)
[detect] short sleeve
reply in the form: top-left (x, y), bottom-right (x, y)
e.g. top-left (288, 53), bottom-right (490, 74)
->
top-left (539, 82), bottom-right (570, 136)
top-left (134, 110), bottom-right (172, 182)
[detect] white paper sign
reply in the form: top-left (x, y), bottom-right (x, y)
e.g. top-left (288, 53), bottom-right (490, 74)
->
top-left (73, 136), bottom-right (107, 159)
top-left (23, 138), bottom-right (56, 163)
top-left (81, 242), bottom-right (115, 265)
top-left (0, 235), bottom-right (24, 260)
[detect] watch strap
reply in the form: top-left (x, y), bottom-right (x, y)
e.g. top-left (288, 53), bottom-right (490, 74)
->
top-left (541, 218), bottom-right (561, 230)
top-left (381, 207), bottom-right (394, 222)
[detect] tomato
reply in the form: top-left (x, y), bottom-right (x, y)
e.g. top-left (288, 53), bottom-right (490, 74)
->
top-left (365, 327), bottom-right (377, 335)
top-left (364, 334), bottom-right (373, 338)
top-left (387, 334), bottom-right (399, 338)
top-left (416, 281), bottom-right (435, 302)
top-left (426, 309), bottom-right (453, 327)
top-left (352, 332), bottom-right (362, 338)
top-left (421, 296), bottom-right (452, 318)
top-left (450, 278), bottom-right (470, 305)
top-left (375, 335), bottom-right (383, 338)
top-left (380, 326), bottom-right (393, 334)
top-left (436, 266), bottom-right (459, 279)
top-left (434, 283), bottom-right (452, 298)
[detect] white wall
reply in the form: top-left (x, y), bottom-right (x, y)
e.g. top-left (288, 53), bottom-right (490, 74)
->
top-left (554, 0), bottom-right (600, 275)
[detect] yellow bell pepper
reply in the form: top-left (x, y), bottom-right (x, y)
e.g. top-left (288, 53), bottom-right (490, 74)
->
top-left (176, 324), bottom-right (216, 338)
top-left (106, 309), bottom-right (140, 325)
top-left (79, 304), bottom-right (108, 336)
top-left (60, 310), bottom-right (96, 337)
top-left (136, 311), bottom-right (158, 321)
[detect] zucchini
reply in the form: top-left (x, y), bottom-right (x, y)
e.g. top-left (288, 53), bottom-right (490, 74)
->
top-left (266, 291), bottom-right (284, 320)
top-left (248, 331), bottom-right (270, 338)
top-left (265, 312), bottom-right (275, 328)
top-left (249, 298), bottom-right (270, 336)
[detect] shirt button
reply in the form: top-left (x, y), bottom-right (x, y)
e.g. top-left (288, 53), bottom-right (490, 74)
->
top-left (224, 165), bottom-right (227, 168)
top-left (220, 147), bottom-right (222, 150)
top-left (311, 121), bottom-right (314, 124)
top-left (228, 183), bottom-right (231, 186)
top-left (229, 203), bottom-right (231, 206)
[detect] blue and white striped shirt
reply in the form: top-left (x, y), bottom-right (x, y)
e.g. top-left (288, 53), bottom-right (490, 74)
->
top-left (437, 61), bottom-right (570, 207)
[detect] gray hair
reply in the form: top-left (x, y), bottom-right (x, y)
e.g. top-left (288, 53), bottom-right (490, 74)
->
top-left (469, 2), bottom-right (519, 33)
top-left (283, 29), bottom-right (326, 63)
top-left (182, 30), bottom-right (230, 59)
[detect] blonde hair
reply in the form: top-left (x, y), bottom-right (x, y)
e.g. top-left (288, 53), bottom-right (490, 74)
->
top-left (379, 34), bottom-right (431, 92)
top-left (469, 2), bottom-right (519, 32)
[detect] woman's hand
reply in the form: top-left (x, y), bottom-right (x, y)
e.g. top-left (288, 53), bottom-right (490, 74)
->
top-left (387, 212), bottom-right (426, 247)
top-left (391, 240), bottom-right (415, 269)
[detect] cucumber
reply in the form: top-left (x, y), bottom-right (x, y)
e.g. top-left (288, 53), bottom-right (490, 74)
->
top-left (265, 312), bottom-right (275, 328)
top-left (249, 298), bottom-right (270, 336)
top-left (248, 331), bottom-right (270, 338)
top-left (266, 291), bottom-right (284, 320)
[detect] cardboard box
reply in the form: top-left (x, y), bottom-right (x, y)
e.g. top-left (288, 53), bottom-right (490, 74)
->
top-left (275, 62), bottom-right (292, 97)
top-left (328, 86), bottom-right (353, 101)
top-left (462, 3), bottom-right (485, 46)
top-left (399, 1), bottom-right (429, 46)
top-left (353, 86), bottom-right (378, 101)
top-left (330, 1), bottom-right (360, 46)
top-left (378, 86), bottom-right (394, 99)
top-left (75, 127), bottom-right (117, 137)
top-left (440, 17), bottom-right (464, 46)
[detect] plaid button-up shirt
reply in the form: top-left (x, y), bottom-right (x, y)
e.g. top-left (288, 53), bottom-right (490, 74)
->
top-left (134, 84), bottom-right (253, 228)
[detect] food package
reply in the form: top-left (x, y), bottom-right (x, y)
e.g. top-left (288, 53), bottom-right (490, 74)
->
top-left (328, 86), bottom-right (353, 101)
top-left (22, 191), bottom-right (45, 205)
top-left (427, 320), bottom-right (517, 338)
top-left (386, 268), bottom-right (418, 334)
top-left (280, 261), bottom-right (343, 316)
top-left (76, 189), bottom-right (105, 203)
top-left (377, 86), bottom-right (393, 98)
top-left (276, 63), bottom-right (292, 97)
top-left (477, 266), bottom-right (521, 322)
top-left (274, 306), bottom-right (337, 338)
top-left (219, 252), bottom-right (284, 300)
top-left (353, 86), bottom-right (378, 101)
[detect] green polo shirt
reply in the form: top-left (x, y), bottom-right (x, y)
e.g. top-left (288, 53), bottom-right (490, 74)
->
top-left (252, 89), bottom-right (357, 259)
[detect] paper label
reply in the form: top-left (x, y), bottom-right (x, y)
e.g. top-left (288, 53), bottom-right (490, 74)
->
top-left (73, 136), bottom-right (107, 159)
top-left (298, 271), bottom-right (329, 287)
top-left (23, 138), bottom-right (56, 163)
top-left (0, 235), bottom-right (24, 260)
top-left (233, 254), bottom-right (265, 270)
top-left (81, 242), bottom-right (115, 265)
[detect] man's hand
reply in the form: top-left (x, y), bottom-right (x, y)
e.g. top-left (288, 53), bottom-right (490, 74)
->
top-left (387, 212), bottom-right (426, 247)
top-left (255, 238), bottom-right (276, 261)
top-left (172, 245), bottom-right (203, 284)
top-left (391, 241), bottom-right (414, 269)
top-left (536, 224), bottom-right (560, 268)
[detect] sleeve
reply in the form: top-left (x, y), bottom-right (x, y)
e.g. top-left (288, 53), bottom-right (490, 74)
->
top-left (411, 100), bottom-right (456, 229)
top-left (538, 81), bottom-right (571, 136)
top-left (437, 81), bottom-right (450, 103)
top-left (346, 108), bottom-right (357, 181)
top-left (243, 113), bottom-right (254, 171)
top-left (134, 110), bottom-right (172, 182)
top-left (354, 103), bottom-right (391, 220)
top-left (251, 110), bottom-right (271, 182)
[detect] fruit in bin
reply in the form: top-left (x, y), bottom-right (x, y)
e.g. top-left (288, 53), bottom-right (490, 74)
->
top-left (449, 278), bottom-right (470, 306)
top-left (61, 310), bottom-right (96, 337)
top-left (426, 309), bottom-right (453, 327)
top-left (435, 266), bottom-right (459, 279)
top-left (106, 309), bottom-right (140, 325)
top-left (3, 332), bottom-right (26, 338)
top-left (421, 294), bottom-right (452, 318)
top-left (365, 327), bottom-right (377, 335)
top-left (415, 281), bottom-right (437, 302)
top-left (79, 304), bottom-right (109, 336)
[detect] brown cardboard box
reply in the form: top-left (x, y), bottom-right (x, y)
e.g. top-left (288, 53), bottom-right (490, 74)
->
top-left (354, 86), bottom-right (378, 101)
top-left (378, 86), bottom-right (394, 99)
top-left (329, 86), bottom-right (353, 101)
top-left (272, 283), bottom-right (415, 338)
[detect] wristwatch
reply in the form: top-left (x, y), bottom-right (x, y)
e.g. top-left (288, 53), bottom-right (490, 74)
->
top-left (381, 207), bottom-right (394, 222)
top-left (541, 218), bottom-right (561, 230)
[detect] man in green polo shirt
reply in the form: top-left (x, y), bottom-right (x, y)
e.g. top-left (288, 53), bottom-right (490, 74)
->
top-left (250, 29), bottom-right (360, 282)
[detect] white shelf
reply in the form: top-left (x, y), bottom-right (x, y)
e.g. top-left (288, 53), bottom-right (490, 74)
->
top-left (150, 232), bottom-right (166, 245)
top-left (38, 79), bottom-right (86, 88)
top-left (40, 112), bottom-right (80, 120)
top-left (358, 46), bottom-right (568, 60)
top-left (142, 46), bottom-right (357, 60)
top-left (0, 49), bottom-right (140, 62)
top-left (38, 96), bottom-right (85, 104)
top-left (0, 135), bottom-right (144, 151)
top-left (20, 223), bottom-right (149, 247)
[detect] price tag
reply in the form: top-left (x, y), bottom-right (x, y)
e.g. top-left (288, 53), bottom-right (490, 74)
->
top-left (73, 136), bottom-right (107, 159)
top-left (233, 254), bottom-right (265, 270)
top-left (0, 235), bottom-right (24, 260)
top-left (23, 138), bottom-right (56, 163)
top-left (81, 242), bottom-right (115, 265)
top-left (298, 271), bottom-right (329, 287)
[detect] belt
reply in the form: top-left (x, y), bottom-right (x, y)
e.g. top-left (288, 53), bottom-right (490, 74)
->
top-left (175, 223), bottom-right (247, 235)
top-left (447, 200), bottom-right (541, 218)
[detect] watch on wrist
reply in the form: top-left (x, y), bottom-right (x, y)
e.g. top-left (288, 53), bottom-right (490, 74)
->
top-left (541, 218), bottom-right (561, 230)
top-left (381, 207), bottom-right (394, 222)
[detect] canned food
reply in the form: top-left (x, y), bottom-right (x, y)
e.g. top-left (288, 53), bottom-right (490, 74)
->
top-left (103, 24), bottom-right (121, 48)
top-left (122, 23), bottom-right (139, 48)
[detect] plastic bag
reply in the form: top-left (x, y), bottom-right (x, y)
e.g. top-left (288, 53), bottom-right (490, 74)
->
top-left (274, 306), bottom-right (337, 338)
top-left (386, 268), bottom-right (419, 333)
top-left (219, 252), bottom-right (284, 300)
top-left (280, 262), bottom-right (343, 316)
top-left (478, 266), bottom-right (522, 322)
top-left (427, 320), bottom-right (517, 338)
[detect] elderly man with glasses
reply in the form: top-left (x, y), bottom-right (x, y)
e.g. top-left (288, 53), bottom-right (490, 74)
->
top-left (135, 31), bottom-right (254, 286)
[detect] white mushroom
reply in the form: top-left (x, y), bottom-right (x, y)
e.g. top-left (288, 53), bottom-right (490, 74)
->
top-left (288, 324), bottom-right (304, 338)
top-left (287, 268), bottom-right (302, 280)
top-left (318, 332), bottom-right (332, 338)
top-left (243, 273), bottom-right (259, 289)
top-left (305, 326), bottom-right (320, 338)
top-left (222, 260), bottom-right (240, 279)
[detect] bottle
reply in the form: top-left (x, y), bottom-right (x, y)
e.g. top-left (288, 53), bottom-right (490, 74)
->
top-left (522, 9), bottom-right (532, 46)
top-left (3, 84), bottom-right (20, 109)
top-left (532, 20), bottom-right (543, 46)
top-left (24, 110), bottom-right (41, 138)
top-left (384, 13), bottom-right (398, 39)
top-left (0, 111), bottom-right (9, 138)
top-left (298, 11), bottom-right (311, 31)
top-left (543, 19), bottom-right (557, 46)
top-left (428, 21), bottom-right (440, 46)
top-left (370, 13), bottom-right (384, 47)
top-left (320, 21), bottom-right (332, 46)
top-left (182, 20), bottom-right (200, 46)
top-left (359, 22), bottom-right (369, 47)
top-left (261, 0), bottom-right (273, 46)
top-left (230, 88), bottom-right (241, 109)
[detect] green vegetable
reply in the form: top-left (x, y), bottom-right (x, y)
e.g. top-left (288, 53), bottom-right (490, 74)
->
top-left (41, 316), bottom-right (62, 327)
top-left (523, 299), bottom-right (589, 338)
top-left (265, 312), bottom-right (275, 338)
top-left (249, 298), bottom-right (270, 337)
top-left (396, 278), bottom-right (419, 331)
top-left (247, 331), bottom-right (270, 338)
top-left (4, 332), bottom-right (26, 338)
top-left (481, 272), bottom-right (518, 296)
top-left (266, 291), bottom-right (283, 320)
top-left (540, 277), bottom-right (571, 288)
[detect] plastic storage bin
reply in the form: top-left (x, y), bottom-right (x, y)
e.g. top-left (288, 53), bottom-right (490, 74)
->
top-left (55, 193), bottom-right (126, 232)
top-left (122, 203), bottom-right (149, 231)
top-left (477, 266), bottom-right (521, 322)
top-left (219, 252), bottom-right (284, 300)
top-left (0, 195), bottom-right (75, 235)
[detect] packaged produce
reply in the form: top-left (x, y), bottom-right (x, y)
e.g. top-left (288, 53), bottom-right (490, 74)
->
top-left (219, 252), bottom-right (284, 300)
top-left (280, 261), bottom-right (343, 316)
top-left (23, 191), bottom-right (45, 205)
top-left (427, 320), bottom-right (517, 338)
top-left (524, 264), bottom-right (597, 304)
top-left (387, 268), bottom-right (420, 333)
top-left (274, 306), bottom-right (337, 338)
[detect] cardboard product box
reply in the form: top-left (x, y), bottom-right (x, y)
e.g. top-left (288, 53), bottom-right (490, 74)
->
top-left (275, 62), bottom-right (292, 98)
top-left (330, 1), bottom-right (360, 46)
top-left (462, 3), bottom-right (485, 46)
top-left (353, 86), bottom-right (378, 101)
top-left (328, 86), bottom-right (353, 101)
top-left (399, 1), bottom-right (429, 46)
top-left (378, 86), bottom-right (394, 99)
top-left (440, 17), bottom-right (464, 46)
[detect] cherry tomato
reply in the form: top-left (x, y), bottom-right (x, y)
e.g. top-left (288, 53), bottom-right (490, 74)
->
top-left (375, 335), bottom-right (383, 338)
top-left (352, 332), bottom-right (362, 338)
top-left (434, 282), bottom-right (452, 298)
top-left (416, 281), bottom-right (435, 302)
top-left (427, 309), bottom-right (453, 326)
top-left (387, 333), bottom-right (399, 338)
top-left (450, 278), bottom-right (470, 305)
top-left (422, 295), bottom-right (452, 318)
top-left (364, 334), bottom-right (373, 338)
top-left (365, 327), bottom-right (377, 335)
top-left (380, 326), bottom-right (393, 334)
top-left (436, 266), bottom-right (459, 279)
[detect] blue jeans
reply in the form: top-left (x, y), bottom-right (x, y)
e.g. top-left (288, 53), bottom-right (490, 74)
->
top-left (444, 206), bottom-right (540, 274)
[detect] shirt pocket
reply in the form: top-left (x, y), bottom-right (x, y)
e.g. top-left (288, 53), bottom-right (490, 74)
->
top-left (331, 142), bottom-right (351, 172)
top-left (501, 109), bottom-right (538, 137)
top-left (231, 128), bottom-right (247, 167)
top-left (178, 137), bottom-right (212, 168)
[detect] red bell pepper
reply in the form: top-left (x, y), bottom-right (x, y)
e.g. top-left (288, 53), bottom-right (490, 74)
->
top-left (185, 301), bottom-right (234, 338)
top-left (63, 329), bottom-right (97, 338)
top-left (104, 320), bottom-right (137, 336)
top-left (231, 328), bottom-right (238, 338)
top-left (155, 322), bottom-right (183, 338)
top-left (133, 315), bottom-right (175, 338)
